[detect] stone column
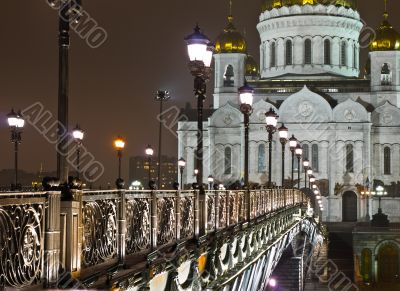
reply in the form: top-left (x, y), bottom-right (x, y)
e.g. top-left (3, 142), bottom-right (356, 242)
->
top-left (117, 190), bottom-right (126, 265)
top-left (44, 191), bottom-right (61, 287)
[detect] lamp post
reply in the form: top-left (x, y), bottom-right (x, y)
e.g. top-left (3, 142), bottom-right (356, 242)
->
top-left (371, 185), bottom-right (389, 227)
top-left (309, 175), bottom-right (316, 191)
top-left (156, 90), bottom-right (171, 189)
top-left (7, 109), bottom-right (25, 190)
top-left (178, 157), bottom-right (186, 190)
top-left (113, 136), bottom-right (125, 189)
top-left (265, 108), bottom-right (279, 188)
top-left (374, 186), bottom-right (387, 211)
top-left (303, 159), bottom-right (310, 189)
top-left (239, 82), bottom-right (254, 189)
top-left (48, 0), bottom-right (83, 185)
top-left (307, 168), bottom-right (313, 188)
top-left (278, 124), bottom-right (288, 188)
top-left (208, 175), bottom-right (214, 190)
top-left (145, 145), bottom-right (154, 188)
top-left (295, 144), bottom-right (303, 189)
top-left (185, 25), bottom-right (213, 192)
top-left (72, 125), bottom-right (84, 179)
top-left (289, 135), bottom-right (298, 188)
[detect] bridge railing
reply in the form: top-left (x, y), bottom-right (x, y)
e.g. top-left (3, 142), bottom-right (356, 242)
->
top-left (204, 188), bottom-right (305, 233)
top-left (0, 191), bottom-right (60, 289)
top-left (0, 188), bottom-right (307, 289)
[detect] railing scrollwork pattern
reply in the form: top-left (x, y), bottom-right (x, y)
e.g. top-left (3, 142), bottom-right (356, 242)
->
top-left (82, 198), bottom-right (117, 267)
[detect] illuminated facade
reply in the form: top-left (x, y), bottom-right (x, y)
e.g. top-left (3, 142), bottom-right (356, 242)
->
top-left (178, 0), bottom-right (400, 222)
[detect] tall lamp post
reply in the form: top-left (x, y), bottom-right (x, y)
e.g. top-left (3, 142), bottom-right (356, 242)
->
top-left (289, 135), bottom-right (298, 188)
top-left (113, 136), bottom-right (126, 189)
top-left (7, 109), bottom-right (25, 190)
top-left (178, 157), bottom-right (186, 190)
top-left (72, 125), bottom-right (84, 179)
top-left (156, 90), bottom-right (171, 189)
top-left (278, 124), bottom-right (288, 188)
top-left (265, 108), bottom-right (279, 188)
top-left (185, 25), bottom-right (213, 191)
top-left (295, 144), bottom-right (303, 189)
top-left (48, 0), bottom-right (83, 185)
top-left (239, 82), bottom-right (254, 189)
top-left (303, 159), bottom-right (310, 189)
top-left (145, 145), bottom-right (154, 188)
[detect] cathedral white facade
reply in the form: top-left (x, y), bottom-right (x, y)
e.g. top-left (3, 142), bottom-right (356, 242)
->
top-left (178, 0), bottom-right (400, 223)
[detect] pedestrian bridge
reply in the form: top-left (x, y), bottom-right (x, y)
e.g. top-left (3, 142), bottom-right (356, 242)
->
top-left (0, 188), bottom-right (323, 290)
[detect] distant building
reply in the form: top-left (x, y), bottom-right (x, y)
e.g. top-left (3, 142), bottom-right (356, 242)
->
top-left (129, 155), bottom-right (178, 189)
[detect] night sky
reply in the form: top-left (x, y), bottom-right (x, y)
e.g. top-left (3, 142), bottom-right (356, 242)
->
top-left (0, 0), bottom-right (398, 186)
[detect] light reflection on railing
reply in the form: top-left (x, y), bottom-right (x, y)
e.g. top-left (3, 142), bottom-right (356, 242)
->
top-left (0, 188), bottom-right (307, 289)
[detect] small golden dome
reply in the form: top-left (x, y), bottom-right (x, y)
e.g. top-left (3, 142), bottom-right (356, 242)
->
top-left (245, 55), bottom-right (259, 77)
top-left (370, 11), bottom-right (400, 51)
top-left (262, 0), bottom-right (357, 11)
top-left (215, 16), bottom-right (247, 54)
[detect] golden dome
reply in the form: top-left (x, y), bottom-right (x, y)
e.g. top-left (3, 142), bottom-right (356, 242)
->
top-left (262, 0), bottom-right (357, 11)
top-left (245, 55), bottom-right (259, 77)
top-left (215, 16), bottom-right (247, 54)
top-left (370, 11), bottom-right (400, 51)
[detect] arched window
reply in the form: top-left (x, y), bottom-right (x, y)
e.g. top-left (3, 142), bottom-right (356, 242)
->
top-left (304, 39), bottom-right (312, 64)
top-left (324, 39), bottom-right (331, 65)
top-left (341, 41), bottom-right (347, 66)
top-left (258, 144), bottom-right (266, 173)
top-left (270, 42), bottom-right (276, 67)
top-left (224, 65), bottom-right (234, 87)
top-left (353, 44), bottom-right (357, 68)
top-left (224, 147), bottom-right (232, 175)
top-left (384, 147), bottom-right (391, 175)
top-left (285, 40), bottom-right (293, 65)
top-left (381, 63), bottom-right (392, 85)
top-left (361, 248), bottom-right (372, 283)
top-left (312, 144), bottom-right (319, 172)
top-left (346, 144), bottom-right (354, 173)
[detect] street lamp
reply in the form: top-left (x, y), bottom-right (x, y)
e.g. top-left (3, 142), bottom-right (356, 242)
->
top-left (72, 125), bottom-right (84, 179)
top-left (374, 186), bottom-right (387, 211)
top-left (156, 90), bottom-right (171, 189)
top-left (371, 185), bottom-right (389, 227)
top-left (295, 144), bottom-right (303, 189)
top-left (307, 168), bottom-right (313, 188)
top-left (289, 135), bottom-right (298, 188)
top-left (265, 108), bottom-right (279, 187)
top-left (278, 124), bottom-right (288, 188)
top-left (7, 109), bottom-right (25, 190)
top-left (207, 175), bottom-right (214, 190)
top-left (185, 25), bottom-right (213, 192)
top-left (145, 145), bottom-right (154, 188)
top-left (178, 157), bottom-right (186, 190)
top-left (239, 82), bottom-right (254, 190)
top-left (113, 136), bottom-right (125, 189)
top-left (303, 159), bottom-right (310, 189)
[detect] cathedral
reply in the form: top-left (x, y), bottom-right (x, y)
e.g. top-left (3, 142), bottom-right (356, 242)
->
top-left (178, 0), bottom-right (400, 223)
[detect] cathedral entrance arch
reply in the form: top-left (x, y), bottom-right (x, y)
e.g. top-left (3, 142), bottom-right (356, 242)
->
top-left (378, 242), bottom-right (399, 283)
top-left (342, 191), bottom-right (357, 222)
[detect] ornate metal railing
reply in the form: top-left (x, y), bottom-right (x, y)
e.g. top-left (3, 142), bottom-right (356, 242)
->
top-left (0, 188), bottom-right (306, 289)
top-left (205, 188), bottom-right (303, 233)
top-left (0, 191), bottom-right (59, 289)
top-left (81, 190), bottom-right (118, 268)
